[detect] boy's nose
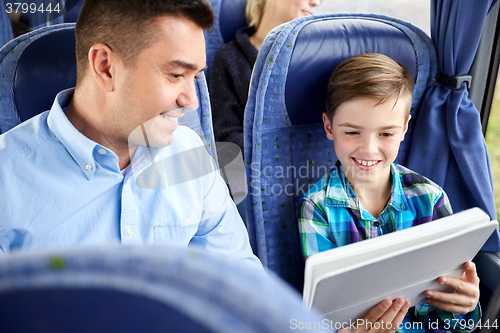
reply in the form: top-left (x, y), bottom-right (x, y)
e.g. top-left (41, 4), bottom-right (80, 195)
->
top-left (361, 136), bottom-right (379, 154)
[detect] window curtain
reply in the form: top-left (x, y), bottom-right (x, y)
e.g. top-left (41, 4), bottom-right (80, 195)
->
top-left (406, 0), bottom-right (500, 251)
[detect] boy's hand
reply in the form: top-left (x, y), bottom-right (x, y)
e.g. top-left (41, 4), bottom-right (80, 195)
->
top-left (339, 298), bottom-right (411, 333)
top-left (424, 261), bottom-right (480, 314)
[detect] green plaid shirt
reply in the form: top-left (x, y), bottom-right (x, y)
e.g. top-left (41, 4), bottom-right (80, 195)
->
top-left (299, 161), bottom-right (480, 332)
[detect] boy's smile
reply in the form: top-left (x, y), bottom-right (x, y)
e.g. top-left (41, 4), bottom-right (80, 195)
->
top-left (323, 97), bottom-right (411, 190)
top-left (352, 158), bottom-right (381, 170)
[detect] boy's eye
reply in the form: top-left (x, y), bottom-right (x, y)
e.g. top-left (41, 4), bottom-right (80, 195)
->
top-left (380, 132), bottom-right (394, 137)
top-left (345, 131), bottom-right (359, 136)
top-left (171, 74), bottom-right (183, 79)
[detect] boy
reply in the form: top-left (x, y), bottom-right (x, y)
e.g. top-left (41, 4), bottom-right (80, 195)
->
top-left (299, 53), bottom-right (480, 332)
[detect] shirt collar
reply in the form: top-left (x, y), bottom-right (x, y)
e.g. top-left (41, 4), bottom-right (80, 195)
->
top-left (47, 88), bottom-right (163, 180)
top-left (324, 161), bottom-right (351, 206)
top-left (324, 161), bottom-right (409, 213)
top-left (387, 163), bottom-right (409, 212)
top-left (47, 88), bottom-right (117, 179)
top-left (126, 145), bottom-right (162, 183)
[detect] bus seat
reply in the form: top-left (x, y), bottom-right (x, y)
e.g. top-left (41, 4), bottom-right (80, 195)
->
top-left (204, 0), bottom-right (249, 221)
top-left (64, 0), bottom-right (84, 23)
top-left (0, 244), bottom-right (330, 333)
top-left (0, 23), bottom-right (218, 160)
top-left (244, 13), bottom-right (438, 291)
top-left (0, 0), bottom-right (13, 47)
top-left (204, 0), bottom-right (247, 83)
top-left (481, 279), bottom-right (500, 332)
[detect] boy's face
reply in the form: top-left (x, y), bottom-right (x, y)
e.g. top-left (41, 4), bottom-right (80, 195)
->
top-left (323, 97), bottom-right (410, 188)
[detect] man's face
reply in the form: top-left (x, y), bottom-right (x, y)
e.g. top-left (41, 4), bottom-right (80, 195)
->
top-left (323, 97), bottom-right (410, 189)
top-left (109, 16), bottom-right (206, 149)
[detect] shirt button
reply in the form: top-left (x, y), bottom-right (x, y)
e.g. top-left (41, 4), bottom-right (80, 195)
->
top-left (85, 164), bottom-right (92, 171)
top-left (374, 221), bottom-right (380, 227)
top-left (98, 148), bottom-right (107, 155)
top-left (127, 228), bottom-right (133, 236)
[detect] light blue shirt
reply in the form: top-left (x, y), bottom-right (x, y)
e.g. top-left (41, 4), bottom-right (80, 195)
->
top-left (0, 88), bottom-right (262, 272)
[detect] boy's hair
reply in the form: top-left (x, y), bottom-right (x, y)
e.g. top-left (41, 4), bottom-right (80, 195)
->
top-left (75, 0), bottom-right (214, 84)
top-left (325, 53), bottom-right (414, 121)
top-left (245, 0), bottom-right (267, 28)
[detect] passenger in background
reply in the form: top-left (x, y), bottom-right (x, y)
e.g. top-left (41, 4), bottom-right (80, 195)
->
top-left (210, 0), bottom-right (320, 154)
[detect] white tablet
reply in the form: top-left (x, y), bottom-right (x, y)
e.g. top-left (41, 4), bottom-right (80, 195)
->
top-left (303, 207), bottom-right (498, 325)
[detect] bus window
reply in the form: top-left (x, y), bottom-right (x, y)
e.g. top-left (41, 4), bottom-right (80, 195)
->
top-left (317, 0), bottom-right (431, 36)
top-left (485, 70), bottom-right (500, 221)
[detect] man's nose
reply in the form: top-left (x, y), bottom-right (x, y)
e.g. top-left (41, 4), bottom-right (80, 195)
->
top-left (177, 79), bottom-right (199, 111)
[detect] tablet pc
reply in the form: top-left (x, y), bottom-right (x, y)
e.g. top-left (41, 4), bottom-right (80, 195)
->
top-left (303, 208), bottom-right (498, 325)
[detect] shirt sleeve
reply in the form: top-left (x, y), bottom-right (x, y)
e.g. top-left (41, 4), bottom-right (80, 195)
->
top-left (298, 197), bottom-right (337, 259)
top-left (432, 186), bottom-right (453, 219)
top-left (189, 156), bottom-right (265, 276)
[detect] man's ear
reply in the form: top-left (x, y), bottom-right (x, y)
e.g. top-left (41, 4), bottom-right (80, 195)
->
top-left (323, 112), bottom-right (334, 141)
top-left (88, 43), bottom-right (116, 92)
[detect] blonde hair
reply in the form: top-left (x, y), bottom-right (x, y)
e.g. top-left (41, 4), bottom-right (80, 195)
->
top-left (246, 0), bottom-right (267, 28)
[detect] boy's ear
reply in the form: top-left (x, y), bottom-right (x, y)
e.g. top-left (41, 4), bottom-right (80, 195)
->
top-left (323, 112), bottom-right (334, 141)
top-left (401, 114), bottom-right (412, 141)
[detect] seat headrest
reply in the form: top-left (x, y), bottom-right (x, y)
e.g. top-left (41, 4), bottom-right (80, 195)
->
top-left (14, 29), bottom-right (76, 122)
top-left (219, 0), bottom-right (247, 43)
top-left (64, 0), bottom-right (84, 23)
top-left (285, 18), bottom-right (418, 125)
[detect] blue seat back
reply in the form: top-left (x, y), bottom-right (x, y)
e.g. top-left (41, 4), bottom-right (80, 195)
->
top-left (244, 14), bottom-right (438, 291)
top-left (204, 0), bottom-right (247, 82)
top-left (0, 23), bottom-right (217, 159)
top-left (0, 245), bottom-right (330, 333)
top-left (0, 0), bottom-right (13, 47)
top-left (16, 0), bottom-right (76, 30)
top-left (64, 0), bottom-right (83, 23)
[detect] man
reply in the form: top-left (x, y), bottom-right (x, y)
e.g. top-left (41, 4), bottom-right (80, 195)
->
top-left (0, 0), bottom-right (261, 273)
top-left (0, 1), bottom-right (413, 329)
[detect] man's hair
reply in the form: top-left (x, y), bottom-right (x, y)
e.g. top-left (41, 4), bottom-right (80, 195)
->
top-left (75, 0), bottom-right (214, 83)
top-left (325, 53), bottom-right (414, 121)
top-left (245, 0), bottom-right (267, 28)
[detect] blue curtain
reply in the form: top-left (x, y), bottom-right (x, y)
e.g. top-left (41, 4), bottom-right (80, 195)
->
top-left (407, 0), bottom-right (500, 251)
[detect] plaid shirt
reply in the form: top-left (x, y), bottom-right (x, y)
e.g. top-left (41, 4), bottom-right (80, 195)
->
top-left (299, 161), bottom-right (480, 333)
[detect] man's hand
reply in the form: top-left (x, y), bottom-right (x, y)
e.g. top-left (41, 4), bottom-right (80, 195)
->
top-left (425, 261), bottom-right (480, 314)
top-left (340, 298), bottom-right (411, 333)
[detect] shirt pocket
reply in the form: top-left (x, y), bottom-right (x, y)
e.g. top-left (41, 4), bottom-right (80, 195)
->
top-left (154, 213), bottom-right (200, 245)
